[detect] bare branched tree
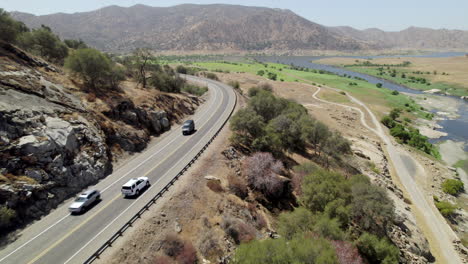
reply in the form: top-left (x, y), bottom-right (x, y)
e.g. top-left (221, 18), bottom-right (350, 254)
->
top-left (133, 48), bottom-right (152, 88)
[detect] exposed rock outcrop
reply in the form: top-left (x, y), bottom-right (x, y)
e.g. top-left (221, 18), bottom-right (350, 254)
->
top-left (0, 43), bottom-right (202, 234)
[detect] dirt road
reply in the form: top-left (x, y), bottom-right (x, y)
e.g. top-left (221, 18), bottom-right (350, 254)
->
top-left (306, 83), bottom-right (463, 263)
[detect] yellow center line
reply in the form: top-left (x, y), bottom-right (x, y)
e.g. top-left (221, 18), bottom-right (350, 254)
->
top-left (26, 81), bottom-right (226, 264)
top-left (26, 194), bottom-right (121, 264)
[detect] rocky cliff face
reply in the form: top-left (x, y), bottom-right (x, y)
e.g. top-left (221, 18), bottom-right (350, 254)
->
top-left (0, 42), bottom-right (201, 232)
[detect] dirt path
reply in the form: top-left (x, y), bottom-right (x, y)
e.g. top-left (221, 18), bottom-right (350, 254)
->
top-left (293, 75), bottom-right (463, 263)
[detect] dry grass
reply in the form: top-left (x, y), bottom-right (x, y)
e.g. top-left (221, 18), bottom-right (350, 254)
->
top-left (2, 173), bottom-right (37, 185)
top-left (318, 89), bottom-right (351, 104)
top-left (227, 174), bottom-right (248, 199)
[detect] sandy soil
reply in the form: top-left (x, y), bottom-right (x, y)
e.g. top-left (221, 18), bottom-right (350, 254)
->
top-left (439, 141), bottom-right (468, 166)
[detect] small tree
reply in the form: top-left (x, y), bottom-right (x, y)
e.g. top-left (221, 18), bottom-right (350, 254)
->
top-left (301, 169), bottom-right (351, 212)
top-left (64, 39), bottom-right (88, 49)
top-left (18, 25), bottom-right (68, 63)
top-left (351, 180), bottom-right (395, 235)
top-left (376, 83), bottom-right (383, 88)
top-left (277, 207), bottom-right (315, 239)
top-left (65, 48), bottom-right (116, 90)
top-left (0, 9), bottom-right (28, 43)
top-left (133, 48), bottom-right (152, 88)
top-left (243, 152), bottom-right (284, 198)
top-left (356, 233), bottom-right (399, 264)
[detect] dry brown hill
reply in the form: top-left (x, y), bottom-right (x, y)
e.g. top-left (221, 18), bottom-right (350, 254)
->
top-left (10, 4), bottom-right (369, 53)
top-left (10, 4), bottom-right (468, 53)
top-left (330, 26), bottom-right (468, 50)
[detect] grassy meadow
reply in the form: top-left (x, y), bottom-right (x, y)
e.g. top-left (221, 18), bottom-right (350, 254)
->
top-left (315, 56), bottom-right (468, 97)
top-left (183, 60), bottom-right (428, 119)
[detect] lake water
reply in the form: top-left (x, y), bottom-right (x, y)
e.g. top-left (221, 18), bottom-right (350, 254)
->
top-left (256, 54), bottom-right (468, 148)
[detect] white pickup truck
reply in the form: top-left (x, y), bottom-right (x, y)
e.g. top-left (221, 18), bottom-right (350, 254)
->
top-left (121, 177), bottom-right (150, 197)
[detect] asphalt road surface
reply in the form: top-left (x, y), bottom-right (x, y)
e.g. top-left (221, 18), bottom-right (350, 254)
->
top-left (0, 75), bottom-right (236, 264)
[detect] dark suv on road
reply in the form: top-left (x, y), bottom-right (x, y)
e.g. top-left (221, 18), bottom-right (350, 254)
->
top-left (182, 120), bottom-right (195, 135)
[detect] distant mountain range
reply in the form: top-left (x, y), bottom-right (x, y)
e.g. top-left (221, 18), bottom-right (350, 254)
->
top-left (10, 4), bottom-right (468, 53)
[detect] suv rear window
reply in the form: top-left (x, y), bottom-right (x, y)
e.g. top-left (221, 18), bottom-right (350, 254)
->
top-left (122, 186), bottom-right (132, 190)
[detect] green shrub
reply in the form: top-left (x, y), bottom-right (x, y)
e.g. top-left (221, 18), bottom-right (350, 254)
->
top-left (389, 108), bottom-right (402, 120)
top-left (228, 80), bottom-right (240, 89)
top-left (441, 179), bottom-right (464, 195)
top-left (324, 199), bottom-right (350, 227)
top-left (267, 72), bottom-right (277, 81)
top-left (0, 9), bottom-right (28, 43)
top-left (376, 83), bottom-right (383, 88)
top-left (391, 90), bottom-right (399, 95)
top-left (231, 88), bottom-right (349, 156)
top-left (182, 84), bottom-right (208, 96)
top-left (175, 65), bottom-right (188, 74)
top-left (204, 72), bottom-right (219, 80)
top-left (231, 236), bottom-right (338, 264)
top-left (381, 115), bottom-right (396, 128)
top-left (434, 199), bottom-right (457, 217)
top-left (18, 25), bottom-right (68, 63)
top-left (0, 206), bottom-right (16, 229)
top-left (149, 67), bottom-right (185, 93)
top-left (301, 169), bottom-right (351, 212)
top-left (65, 48), bottom-right (122, 90)
top-left (356, 233), bottom-right (399, 264)
top-left (277, 207), bottom-right (315, 239)
top-left (64, 39), bottom-right (88, 49)
top-left (312, 214), bottom-right (345, 240)
top-left (351, 179), bottom-right (395, 235)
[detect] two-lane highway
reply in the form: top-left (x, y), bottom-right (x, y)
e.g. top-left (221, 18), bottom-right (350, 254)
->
top-left (0, 76), bottom-right (236, 264)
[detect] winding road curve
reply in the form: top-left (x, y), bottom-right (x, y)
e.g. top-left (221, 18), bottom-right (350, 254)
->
top-left (308, 83), bottom-right (463, 263)
top-left (0, 76), bottom-right (236, 264)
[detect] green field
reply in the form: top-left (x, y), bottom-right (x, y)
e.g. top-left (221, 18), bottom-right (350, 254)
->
top-left (346, 66), bottom-right (468, 97)
top-left (181, 60), bottom-right (429, 119)
top-left (454, 159), bottom-right (468, 174)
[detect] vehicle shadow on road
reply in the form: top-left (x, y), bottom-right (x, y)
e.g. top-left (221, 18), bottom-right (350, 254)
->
top-left (122, 185), bottom-right (151, 200)
top-left (70, 199), bottom-right (102, 216)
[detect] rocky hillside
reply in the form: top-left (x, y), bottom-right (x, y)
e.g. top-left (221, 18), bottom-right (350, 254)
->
top-left (10, 4), bottom-right (369, 53)
top-left (329, 26), bottom-right (468, 50)
top-left (0, 42), bottom-right (201, 233)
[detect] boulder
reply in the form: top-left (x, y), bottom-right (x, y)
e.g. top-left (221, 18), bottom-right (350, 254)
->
top-left (204, 175), bottom-right (221, 182)
top-left (44, 117), bottom-right (78, 153)
top-left (161, 117), bottom-right (170, 129)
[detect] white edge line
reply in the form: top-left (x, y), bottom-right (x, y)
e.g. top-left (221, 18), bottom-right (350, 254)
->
top-left (0, 214), bottom-right (69, 262)
top-left (0, 78), bottom-right (221, 263)
top-left (64, 80), bottom-right (233, 264)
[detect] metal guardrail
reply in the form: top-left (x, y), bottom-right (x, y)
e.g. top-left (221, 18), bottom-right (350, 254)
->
top-left (83, 80), bottom-right (237, 264)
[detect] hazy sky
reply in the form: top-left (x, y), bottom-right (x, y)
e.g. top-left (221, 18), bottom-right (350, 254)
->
top-left (1, 0), bottom-right (467, 31)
